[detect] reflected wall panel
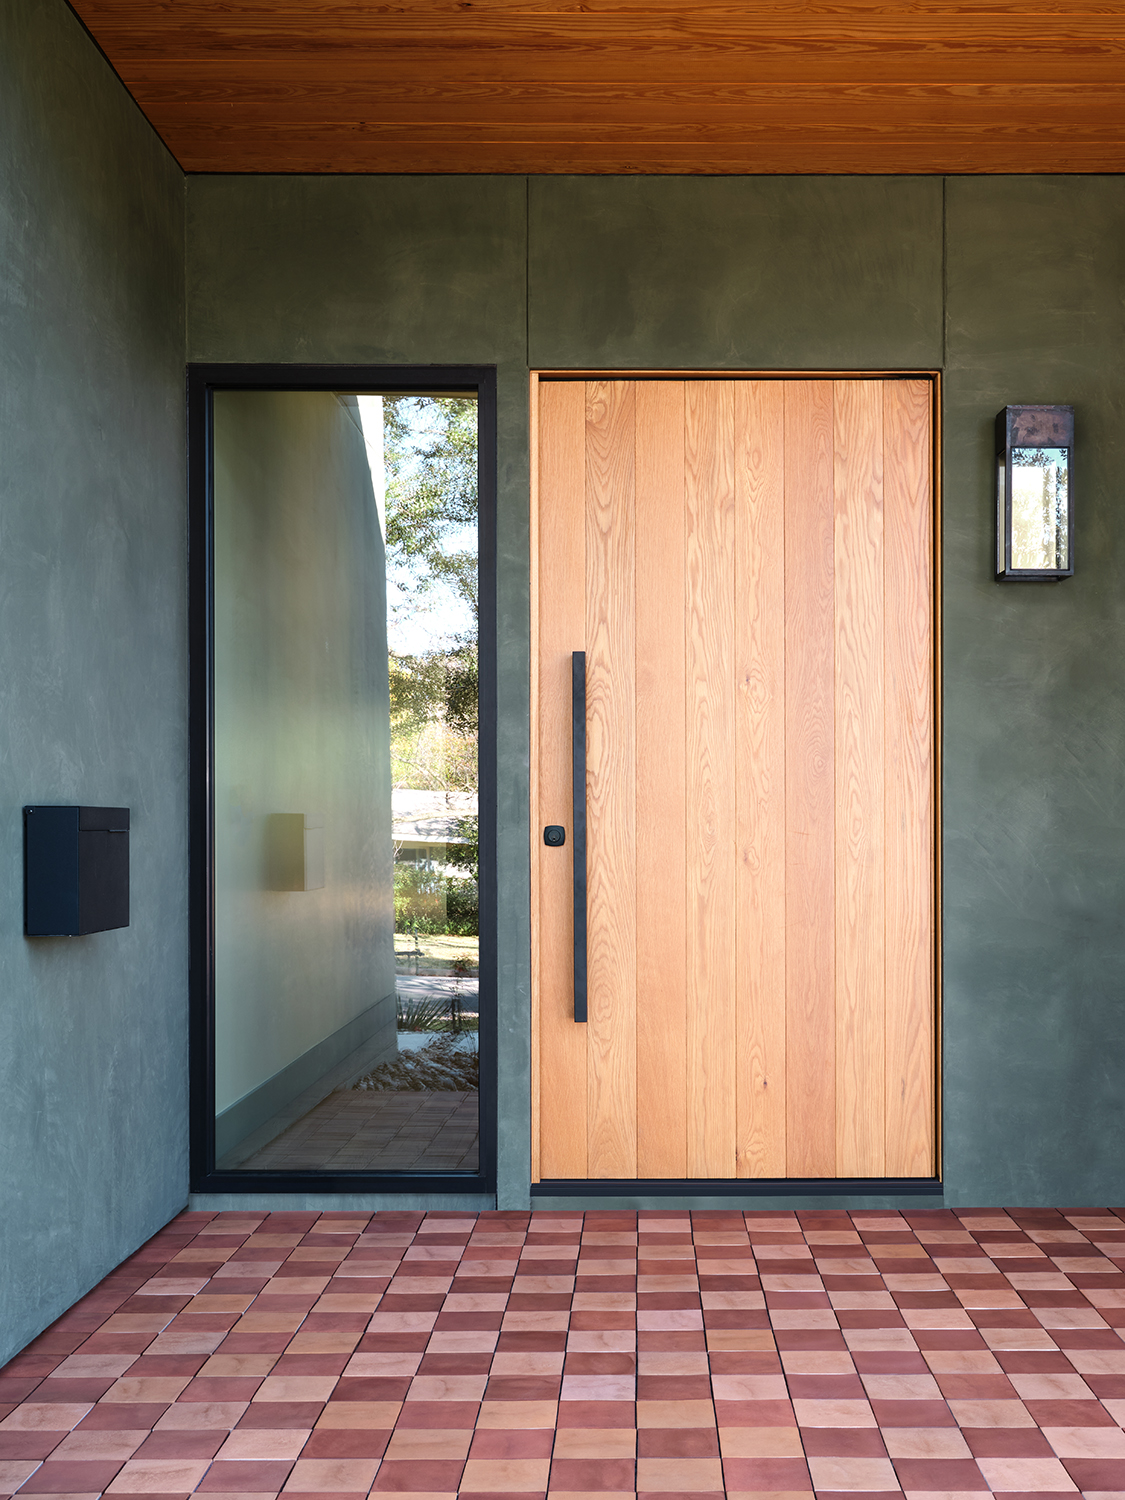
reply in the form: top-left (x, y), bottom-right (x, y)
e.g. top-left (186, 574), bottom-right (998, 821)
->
top-left (212, 391), bottom-right (398, 1165)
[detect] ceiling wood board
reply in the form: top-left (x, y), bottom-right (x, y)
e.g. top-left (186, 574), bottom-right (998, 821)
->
top-left (69, 1), bottom-right (1125, 172)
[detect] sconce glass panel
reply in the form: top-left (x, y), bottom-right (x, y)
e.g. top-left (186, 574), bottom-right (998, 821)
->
top-left (1010, 447), bottom-right (1069, 572)
top-left (995, 405), bottom-right (1074, 581)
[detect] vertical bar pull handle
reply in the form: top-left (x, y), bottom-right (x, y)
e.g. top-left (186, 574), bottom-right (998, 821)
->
top-left (572, 651), bottom-right (587, 1023)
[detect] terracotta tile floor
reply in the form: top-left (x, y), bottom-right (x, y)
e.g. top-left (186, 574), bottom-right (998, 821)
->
top-left (3, 1206), bottom-right (1125, 1499)
top-left (237, 1092), bottom-right (479, 1172)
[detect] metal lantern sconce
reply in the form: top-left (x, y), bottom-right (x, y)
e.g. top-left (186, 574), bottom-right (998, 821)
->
top-left (996, 405), bottom-right (1074, 581)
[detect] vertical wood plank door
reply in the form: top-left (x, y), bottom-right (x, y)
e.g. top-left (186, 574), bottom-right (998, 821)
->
top-left (532, 377), bottom-right (935, 1181)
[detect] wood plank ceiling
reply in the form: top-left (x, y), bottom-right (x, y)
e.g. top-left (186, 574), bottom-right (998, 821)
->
top-left (69, 0), bottom-right (1125, 174)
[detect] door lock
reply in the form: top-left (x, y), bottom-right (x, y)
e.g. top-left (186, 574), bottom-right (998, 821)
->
top-left (543, 825), bottom-right (566, 847)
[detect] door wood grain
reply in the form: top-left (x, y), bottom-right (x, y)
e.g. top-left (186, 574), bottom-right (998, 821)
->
top-left (533, 375), bottom-right (936, 1183)
top-left (635, 380), bottom-right (689, 1180)
top-left (783, 380), bottom-right (837, 1179)
top-left (734, 380), bottom-right (787, 1178)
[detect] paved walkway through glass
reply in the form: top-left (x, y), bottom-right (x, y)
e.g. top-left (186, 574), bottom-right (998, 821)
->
top-left (2, 1206), bottom-right (1124, 1498)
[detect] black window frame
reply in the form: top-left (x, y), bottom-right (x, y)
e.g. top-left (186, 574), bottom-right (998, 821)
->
top-left (188, 363), bottom-right (498, 1196)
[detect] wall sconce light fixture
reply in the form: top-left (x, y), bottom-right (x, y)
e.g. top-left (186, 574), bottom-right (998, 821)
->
top-left (996, 405), bottom-right (1073, 581)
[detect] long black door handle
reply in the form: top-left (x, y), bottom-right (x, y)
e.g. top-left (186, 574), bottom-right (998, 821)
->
top-left (572, 651), bottom-right (587, 1023)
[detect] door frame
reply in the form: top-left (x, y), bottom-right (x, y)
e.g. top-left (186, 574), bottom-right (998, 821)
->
top-left (529, 369), bottom-right (943, 1198)
top-left (187, 362), bottom-right (498, 1195)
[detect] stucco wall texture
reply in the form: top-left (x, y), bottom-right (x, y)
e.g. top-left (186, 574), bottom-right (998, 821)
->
top-left (0, 0), bottom-right (188, 1365)
top-left (6, 0), bottom-right (1125, 1365)
top-left (188, 171), bottom-right (1125, 1215)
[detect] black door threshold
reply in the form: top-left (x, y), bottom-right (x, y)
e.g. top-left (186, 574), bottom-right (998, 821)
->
top-left (531, 1177), bottom-right (942, 1197)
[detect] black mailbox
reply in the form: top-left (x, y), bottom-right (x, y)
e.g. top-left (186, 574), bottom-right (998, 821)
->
top-left (24, 806), bottom-right (130, 936)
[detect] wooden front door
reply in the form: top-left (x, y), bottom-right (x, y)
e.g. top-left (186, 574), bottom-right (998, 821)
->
top-left (531, 377), bottom-right (936, 1182)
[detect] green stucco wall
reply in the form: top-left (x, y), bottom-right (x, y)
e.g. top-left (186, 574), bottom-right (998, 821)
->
top-left (0, 0), bottom-right (187, 1364)
top-left (943, 178), bottom-right (1125, 1206)
top-left (6, 0), bottom-right (1125, 1364)
top-left (189, 172), bottom-right (1125, 1213)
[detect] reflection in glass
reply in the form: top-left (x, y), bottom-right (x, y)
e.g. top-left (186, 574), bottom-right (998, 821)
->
top-left (211, 391), bottom-right (479, 1174)
top-left (1009, 446), bottom-right (1069, 572)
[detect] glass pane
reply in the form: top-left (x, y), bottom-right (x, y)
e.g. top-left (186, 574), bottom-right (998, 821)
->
top-left (1010, 446), bottom-right (1069, 571)
top-left (211, 390), bottom-right (479, 1174)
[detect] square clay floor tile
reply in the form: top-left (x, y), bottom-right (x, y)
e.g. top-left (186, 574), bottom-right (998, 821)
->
top-left (393, 1401), bottom-right (480, 1430)
top-left (635, 1353), bottom-right (708, 1375)
top-left (636, 1401), bottom-right (716, 1428)
top-left (383, 1430), bottom-right (472, 1461)
top-left (637, 1430), bottom-right (720, 1459)
top-left (426, 1333), bottom-right (498, 1354)
top-left (458, 1457), bottom-right (552, 1490)
top-left (720, 1454), bottom-right (814, 1490)
top-left (719, 1428), bottom-right (804, 1458)
top-left (281, 1458), bottom-right (380, 1490)
top-left (1063, 1459), bottom-right (1125, 1491)
top-left (100, 1379), bottom-right (191, 1405)
top-left (975, 1455), bottom-right (1079, 1490)
top-left (314, 1404), bottom-right (401, 1430)
top-left (547, 1456), bottom-right (635, 1491)
top-left (890, 1458), bottom-right (989, 1491)
top-left (980, 1328), bottom-right (1058, 1351)
top-left (16, 1458), bottom-right (126, 1491)
top-left (52, 1357), bottom-right (136, 1380)
top-left (196, 1460), bottom-right (297, 1491)
top-left (342, 1356), bottom-right (419, 1379)
top-left (467, 1430), bottom-right (555, 1460)
top-left (201, 1359), bottom-right (278, 1381)
top-left (475, 1405), bottom-right (558, 1430)
top-left (710, 1376), bottom-right (788, 1401)
top-left (791, 1400), bottom-right (876, 1426)
top-left (863, 1376), bottom-right (943, 1401)
top-left (1007, 1375), bottom-right (1093, 1401)
top-left (634, 1456), bottom-right (724, 1490)
top-left (104, 1458), bottom-right (212, 1491)
top-left (405, 1377), bottom-right (486, 1402)
top-left (300, 1426), bottom-right (390, 1459)
top-left (564, 1334), bottom-right (635, 1355)
top-left (780, 1352), bottom-right (856, 1374)
top-left (945, 1401), bottom-right (1034, 1427)
top-left (253, 1380), bottom-right (337, 1404)
top-left (844, 1331), bottom-right (920, 1353)
top-left (370, 1459), bottom-right (466, 1491)
top-left (806, 1455), bottom-right (900, 1490)
top-left (50, 1431), bottom-right (149, 1460)
top-left (550, 1429), bottom-right (635, 1459)
top-left (0, 1408), bottom-right (94, 1432)
top-left (799, 1413), bottom-right (885, 1449)
top-left (921, 1353), bottom-right (1001, 1375)
top-left (135, 1430), bottom-right (227, 1461)
top-left (1023, 1398), bottom-right (1117, 1426)
top-left (491, 1356), bottom-right (563, 1378)
top-left (0, 1459), bottom-right (40, 1490)
top-left (1041, 1426), bottom-right (1125, 1456)
top-left (156, 1402), bottom-right (248, 1430)
top-left (882, 1431), bottom-right (972, 1460)
top-left (558, 1377), bottom-right (633, 1403)
top-left (216, 1432), bottom-right (309, 1461)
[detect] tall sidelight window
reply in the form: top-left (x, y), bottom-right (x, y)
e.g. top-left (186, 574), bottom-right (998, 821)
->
top-left (190, 368), bottom-right (496, 1193)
